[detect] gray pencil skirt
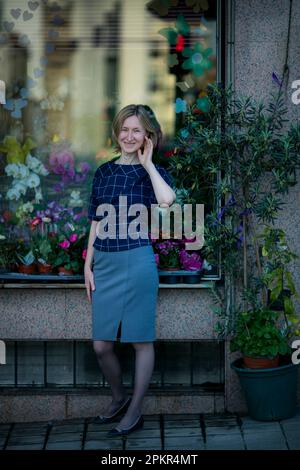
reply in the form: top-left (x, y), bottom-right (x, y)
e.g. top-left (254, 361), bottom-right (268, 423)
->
top-left (91, 245), bottom-right (159, 342)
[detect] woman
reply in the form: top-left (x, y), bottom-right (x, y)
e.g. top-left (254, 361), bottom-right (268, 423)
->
top-left (84, 104), bottom-right (176, 438)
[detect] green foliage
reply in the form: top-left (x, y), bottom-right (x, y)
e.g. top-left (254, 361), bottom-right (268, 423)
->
top-left (170, 83), bottom-right (300, 356)
top-left (0, 135), bottom-right (37, 164)
top-left (31, 234), bottom-right (57, 265)
top-left (230, 308), bottom-right (291, 358)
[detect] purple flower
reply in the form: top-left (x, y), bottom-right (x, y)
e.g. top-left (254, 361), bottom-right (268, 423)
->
top-left (74, 173), bottom-right (87, 183)
top-left (179, 249), bottom-right (203, 270)
top-left (73, 212), bottom-right (83, 221)
top-left (53, 182), bottom-right (64, 193)
top-left (69, 233), bottom-right (78, 242)
top-left (59, 239), bottom-right (70, 249)
top-left (79, 161), bottom-right (91, 174)
top-left (272, 71), bottom-right (283, 87)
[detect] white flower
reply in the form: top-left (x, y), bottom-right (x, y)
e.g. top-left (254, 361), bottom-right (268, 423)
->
top-left (26, 153), bottom-right (49, 176)
top-left (0, 234), bottom-right (6, 240)
top-left (69, 190), bottom-right (83, 207)
top-left (12, 180), bottom-right (27, 195)
top-left (26, 153), bottom-right (40, 171)
top-left (5, 163), bottom-right (29, 179)
top-left (5, 163), bottom-right (18, 177)
top-left (37, 164), bottom-right (49, 176)
top-left (6, 187), bottom-right (21, 200)
top-left (42, 217), bottom-right (51, 223)
top-left (34, 187), bottom-right (43, 202)
top-left (22, 202), bottom-right (34, 213)
top-left (26, 172), bottom-right (40, 188)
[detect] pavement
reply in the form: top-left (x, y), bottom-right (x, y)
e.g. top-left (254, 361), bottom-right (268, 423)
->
top-left (1, 409), bottom-right (300, 451)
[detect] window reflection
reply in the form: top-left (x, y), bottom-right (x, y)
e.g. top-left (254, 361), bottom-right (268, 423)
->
top-left (0, 0), bottom-right (218, 277)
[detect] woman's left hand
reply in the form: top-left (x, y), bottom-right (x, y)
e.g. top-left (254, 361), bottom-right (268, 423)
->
top-left (138, 136), bottom-right (154, 168)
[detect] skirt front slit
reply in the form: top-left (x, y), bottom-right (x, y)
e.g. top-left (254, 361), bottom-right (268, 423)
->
top-left (92, 245), bottom-right (159, 342)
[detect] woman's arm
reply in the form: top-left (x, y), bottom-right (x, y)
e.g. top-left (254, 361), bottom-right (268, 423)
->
top-left (138, 136), bottom-right (176, 208)
top-left (84, 220), bottom-right (97, 302)
top-left (145, 162), bottom-right (176, 208)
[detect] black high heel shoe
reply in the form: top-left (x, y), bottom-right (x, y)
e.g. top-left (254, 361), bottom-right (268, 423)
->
top-left (92, 397), bottom-right (131, 424)
top-left (106, 415), bottom-right (144, 438)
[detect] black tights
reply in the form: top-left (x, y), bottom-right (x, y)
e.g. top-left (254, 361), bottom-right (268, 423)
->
top-left (93, 334), bottom-right (154, 420)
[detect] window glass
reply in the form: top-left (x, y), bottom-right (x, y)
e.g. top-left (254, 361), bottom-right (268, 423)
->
top-left (0, 0), bottom-right (218, 278)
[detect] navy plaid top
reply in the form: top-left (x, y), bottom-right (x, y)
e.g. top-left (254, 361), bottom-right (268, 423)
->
top-left (88, 159), bottom-right (175, 251)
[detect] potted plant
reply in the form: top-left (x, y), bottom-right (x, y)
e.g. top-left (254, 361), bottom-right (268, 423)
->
top-left (0, 235), bottom-right (17, 273)
top-left (230, 307), bottom-right (291, 369)
top-left (152, 239), bottom-right (182, 284)
top-left (168, 83), bottom-right (300, 419)
top-left (15, 242), bottom-right (37, 274)
top-left (231, 226), bottom-right (300, 367)
top-left (179, 246), bottom-right (204, 284)
top-left (51, 232), bottom-right (85, 275)
top-left (32, 235), bottom-right (56, 274)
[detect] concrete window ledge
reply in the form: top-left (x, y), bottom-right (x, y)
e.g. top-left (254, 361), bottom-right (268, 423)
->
top-left (0, 281), bottom-right (216, 289)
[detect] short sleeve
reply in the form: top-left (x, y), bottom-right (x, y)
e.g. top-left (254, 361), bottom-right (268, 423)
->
top-left (87, 167), bottom-right (102, 222)
top-left (148, 165), bottom-right (175, 205)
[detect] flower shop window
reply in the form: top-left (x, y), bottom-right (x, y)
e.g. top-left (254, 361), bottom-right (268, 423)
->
top-left (0, 0), bottom-right (224, 284)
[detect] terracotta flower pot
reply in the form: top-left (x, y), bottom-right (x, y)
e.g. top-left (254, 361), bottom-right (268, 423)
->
top-left (18, 263), bottom-right (37, 274)
top-left (58, 266), bottom-right (74, 275)
top-left (244, 355), bottom-right (280, 369)
top-left (37, 263), bottom-right (53, 274)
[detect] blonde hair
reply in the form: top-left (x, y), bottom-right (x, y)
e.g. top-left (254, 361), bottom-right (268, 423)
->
top-left (111, 104), bottom-right (162, 153)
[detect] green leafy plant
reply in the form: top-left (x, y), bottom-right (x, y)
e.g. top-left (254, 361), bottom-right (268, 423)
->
top-left (51, 232), bottom-right (85, 273)
top-left (0, 237), bottom-right (18, 271)
top-left (0, 135), bottom-right (37, 164)
top-left (16, 249), bottom-right (35, 266)
top-left (258, 226), bottom-right (300, 333)
top-left (230, 307), bottom-right (291, 358)
top-left (32, 234), bottom-right (56, 266)
top-left (168, 83), bottom-right (300, 360)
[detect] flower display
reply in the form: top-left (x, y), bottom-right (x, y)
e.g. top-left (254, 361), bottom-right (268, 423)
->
top-left (48, 142), bottom-right (91, 192)
top-left (179, 249), bottom-right (203, 271)
top-left (4, 151), bottom-right (49, 202)
top-left (152, 234), bottom-right (205, 272)
top-left (0, 135), bottom-right (90, 276)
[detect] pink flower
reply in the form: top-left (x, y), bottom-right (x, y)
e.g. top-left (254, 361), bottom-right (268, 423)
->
top-left (69, 233), bottom-right (78, 243)
top-left (31, 216), bottom-right (42, 226)
top-left (49, 148), bottom-right (74, 167)
top-left (154, 254), bottom-right (159, 266)
top-left (82, 249), bottom-right (87, 260)
top-left (179, 249), bottom-right (203, 271)
top-left (59, 239), bottom-right (70, 249)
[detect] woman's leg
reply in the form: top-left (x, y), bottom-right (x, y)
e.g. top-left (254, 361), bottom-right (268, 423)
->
top-left (116, 341), bottom-right (155, 429)
top-left (93, 340), bottom-right (128, 416)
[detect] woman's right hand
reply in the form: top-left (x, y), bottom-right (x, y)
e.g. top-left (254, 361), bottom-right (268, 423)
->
top-left (84, 266), bottom-right (95, 303)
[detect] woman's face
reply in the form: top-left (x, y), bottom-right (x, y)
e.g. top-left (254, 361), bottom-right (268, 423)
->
top-left (118, 115), bottom-right (147, 154)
